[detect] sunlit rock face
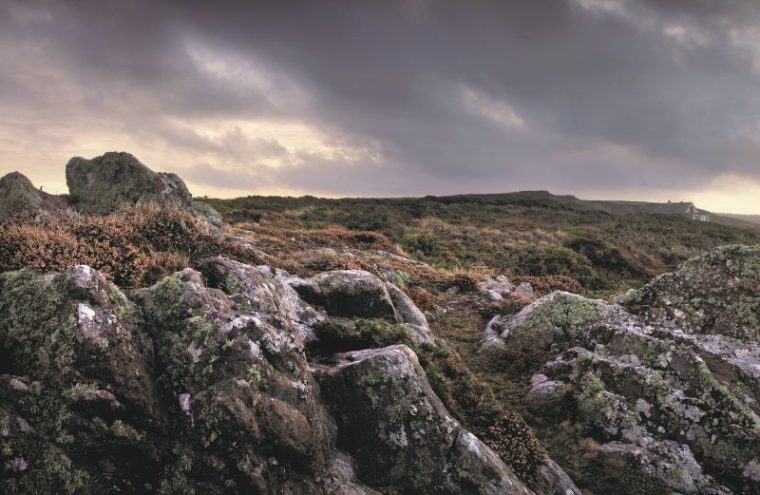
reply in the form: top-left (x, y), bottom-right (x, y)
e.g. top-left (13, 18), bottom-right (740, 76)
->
top-left (485, 245), bottom-right (760, 494)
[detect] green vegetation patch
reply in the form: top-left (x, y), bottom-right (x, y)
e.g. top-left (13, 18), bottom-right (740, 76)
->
top-left (312, 317), bottom-right (412, 353)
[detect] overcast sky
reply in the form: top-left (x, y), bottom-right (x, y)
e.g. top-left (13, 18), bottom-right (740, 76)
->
top-left (1, 0), bottom-right (760, 212)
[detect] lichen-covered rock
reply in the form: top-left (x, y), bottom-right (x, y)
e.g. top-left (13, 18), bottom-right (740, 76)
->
top-left (0, 261), bottom-right (345, 494)
top-left (0, 171), bottom-right (66, 218)
top-left (133, 266), bottom-right (333, 493)
top-left (191, 201), bottom-right (223, 228)
top-left (0, 265), bottom-right (160, 493)
top-left (291, 270), bottom-right (400, 320)
top-left (1, 258), bottom-right (544, 494)
top-left (315, 345), bottom-right (533, 495)
top-left (199, 255), bottom-right (323, 342)
top-left (622, 244), bottom-right (760, 342)
top-left (66, 152), bottom-right (192, 214)
top-left (485, 246), bottom-right (760, 494)
top-left (483, 291), bottom-right (622, 369)
top-left (292, 270), bottom-right (435, 345)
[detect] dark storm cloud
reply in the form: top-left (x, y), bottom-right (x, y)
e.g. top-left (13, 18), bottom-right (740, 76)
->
top-left (2, 0), bottom-right (760, 199)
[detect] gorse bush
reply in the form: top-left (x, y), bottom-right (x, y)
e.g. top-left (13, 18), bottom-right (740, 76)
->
top-left (0, 205), bottom-right (235, 287)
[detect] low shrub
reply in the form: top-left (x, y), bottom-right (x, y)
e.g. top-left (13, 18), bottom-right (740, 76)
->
top-left (0, 206), bottom-right (233, 287)
top-left (486, 412), bottom-right (546, 482)
top-left (405, 286), bottom-right (436, 311)
top-left (311, 318), bottom-right (412, 353)
top-left (415, 342), bottom-right (546, 481)
top-left (512, 274), bottom-right (583, 295)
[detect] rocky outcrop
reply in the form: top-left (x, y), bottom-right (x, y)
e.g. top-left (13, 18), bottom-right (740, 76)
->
top-left (315, 345), bottom-right (532, 495)
top-left (292, 270), bottom-right (400, 320)
top-left (191, 200), bottom-right (224, 228)
top-left (0, 258), bottom-right (547, 494)
top-left (622, 244), bottom-right (759, 342)
top-left (292, 269), bottom-right (435, 345)
top-left (65, 152), bottom-right (192, 214)
top-left (484, 245), bottom-right (760, 494)
top-left (479, 275), bottom-right (533, 301)
top-left (0, 171), bottom-right (66, 218)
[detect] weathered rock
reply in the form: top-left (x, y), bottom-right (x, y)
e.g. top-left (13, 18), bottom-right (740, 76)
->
top-left (199, 255), bottom-right (323, 342)
top-left (191, 200), bottom-right (223, 228)
top-left (133, 266), bottom-right (333, 493)
top-left (291, 270), bottom-right (400, 320)
top-left (1, 258), bottom-right (543, 494)
top-left (622, 244), bottom-right (760, 342)
top-left (385, 283), bottom-right (428, 328)
top-left (292, 270), bottom-right (436, 346)
top-left (532, 459), bottom-right (582, 495)
top-left (0, 265), bottom-right (160, 493)
top-left (485, 247), bottom-right (760, 494)
top-left (315, 345), bottom-right (533, 495)
top-left (66, 152), bottom-right (192, 214)
top-left (0, 171), bottom-right (66, 218)
top-left (479, 275), bottom-right (515, 300)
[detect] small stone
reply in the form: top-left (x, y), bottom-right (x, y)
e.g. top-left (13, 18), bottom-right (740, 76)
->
top-left (9, 378), bottom-right (29, 392)
top-left (8, 457), bottom-right (28, 472)
top-left (179, 393), bottom-right (192, 415)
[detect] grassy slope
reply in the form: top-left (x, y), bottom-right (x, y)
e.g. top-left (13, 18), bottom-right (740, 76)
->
top-left (207, 190), bottom-right (760, 297)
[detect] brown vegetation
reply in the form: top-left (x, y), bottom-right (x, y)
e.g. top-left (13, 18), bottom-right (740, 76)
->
top-left (0, 206), bottom-right (242, 287)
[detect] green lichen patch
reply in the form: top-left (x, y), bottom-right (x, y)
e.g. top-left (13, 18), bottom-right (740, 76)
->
top-left (311, 317), bottom-right (412, 353)
top-left (624, 244), bottom-right (760, 341)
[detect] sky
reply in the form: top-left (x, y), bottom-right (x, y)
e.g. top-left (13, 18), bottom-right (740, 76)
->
top-left (1, 0), bottom-right (760, 213)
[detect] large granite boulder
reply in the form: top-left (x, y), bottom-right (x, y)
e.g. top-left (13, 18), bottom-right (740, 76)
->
top-left (0, 171), bottom-right (66, 218)
top-left (483, 245), bottom-right (760, 494)
top-left (0, 265), bottom-right (161, 493)
top-left (65, 152), bottom-right (192, 214)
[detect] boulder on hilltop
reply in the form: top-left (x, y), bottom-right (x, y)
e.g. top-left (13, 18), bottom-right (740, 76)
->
top-left (0, 171), bottom-right (67, 218)
top-left (65, 151), bottom-right (193, 214)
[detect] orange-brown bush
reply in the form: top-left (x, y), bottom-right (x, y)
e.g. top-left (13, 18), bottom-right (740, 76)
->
top-left (447, 272), bottom-right (480, 292)
top-left (486, 412), bottom-right (546, 481)
top-left (0, 206), bottom-right (234, 287)
top-left (405, 286), bottom-right (436, 311)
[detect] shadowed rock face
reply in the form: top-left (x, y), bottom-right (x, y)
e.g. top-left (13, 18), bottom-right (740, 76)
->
top-left (0, 171), bottom-right (66, 218)
top-left (485, 245), bottom-right (760, 494)
top-left (65, 152), bottom-right (192, 214)
top-left (0, 259), bottom-right (543, 494)
top-left (315, 345), bottom-right (532, 495)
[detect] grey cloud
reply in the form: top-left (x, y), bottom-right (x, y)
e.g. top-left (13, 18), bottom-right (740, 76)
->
top-left (1, 0), bottom-right (759, 199)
